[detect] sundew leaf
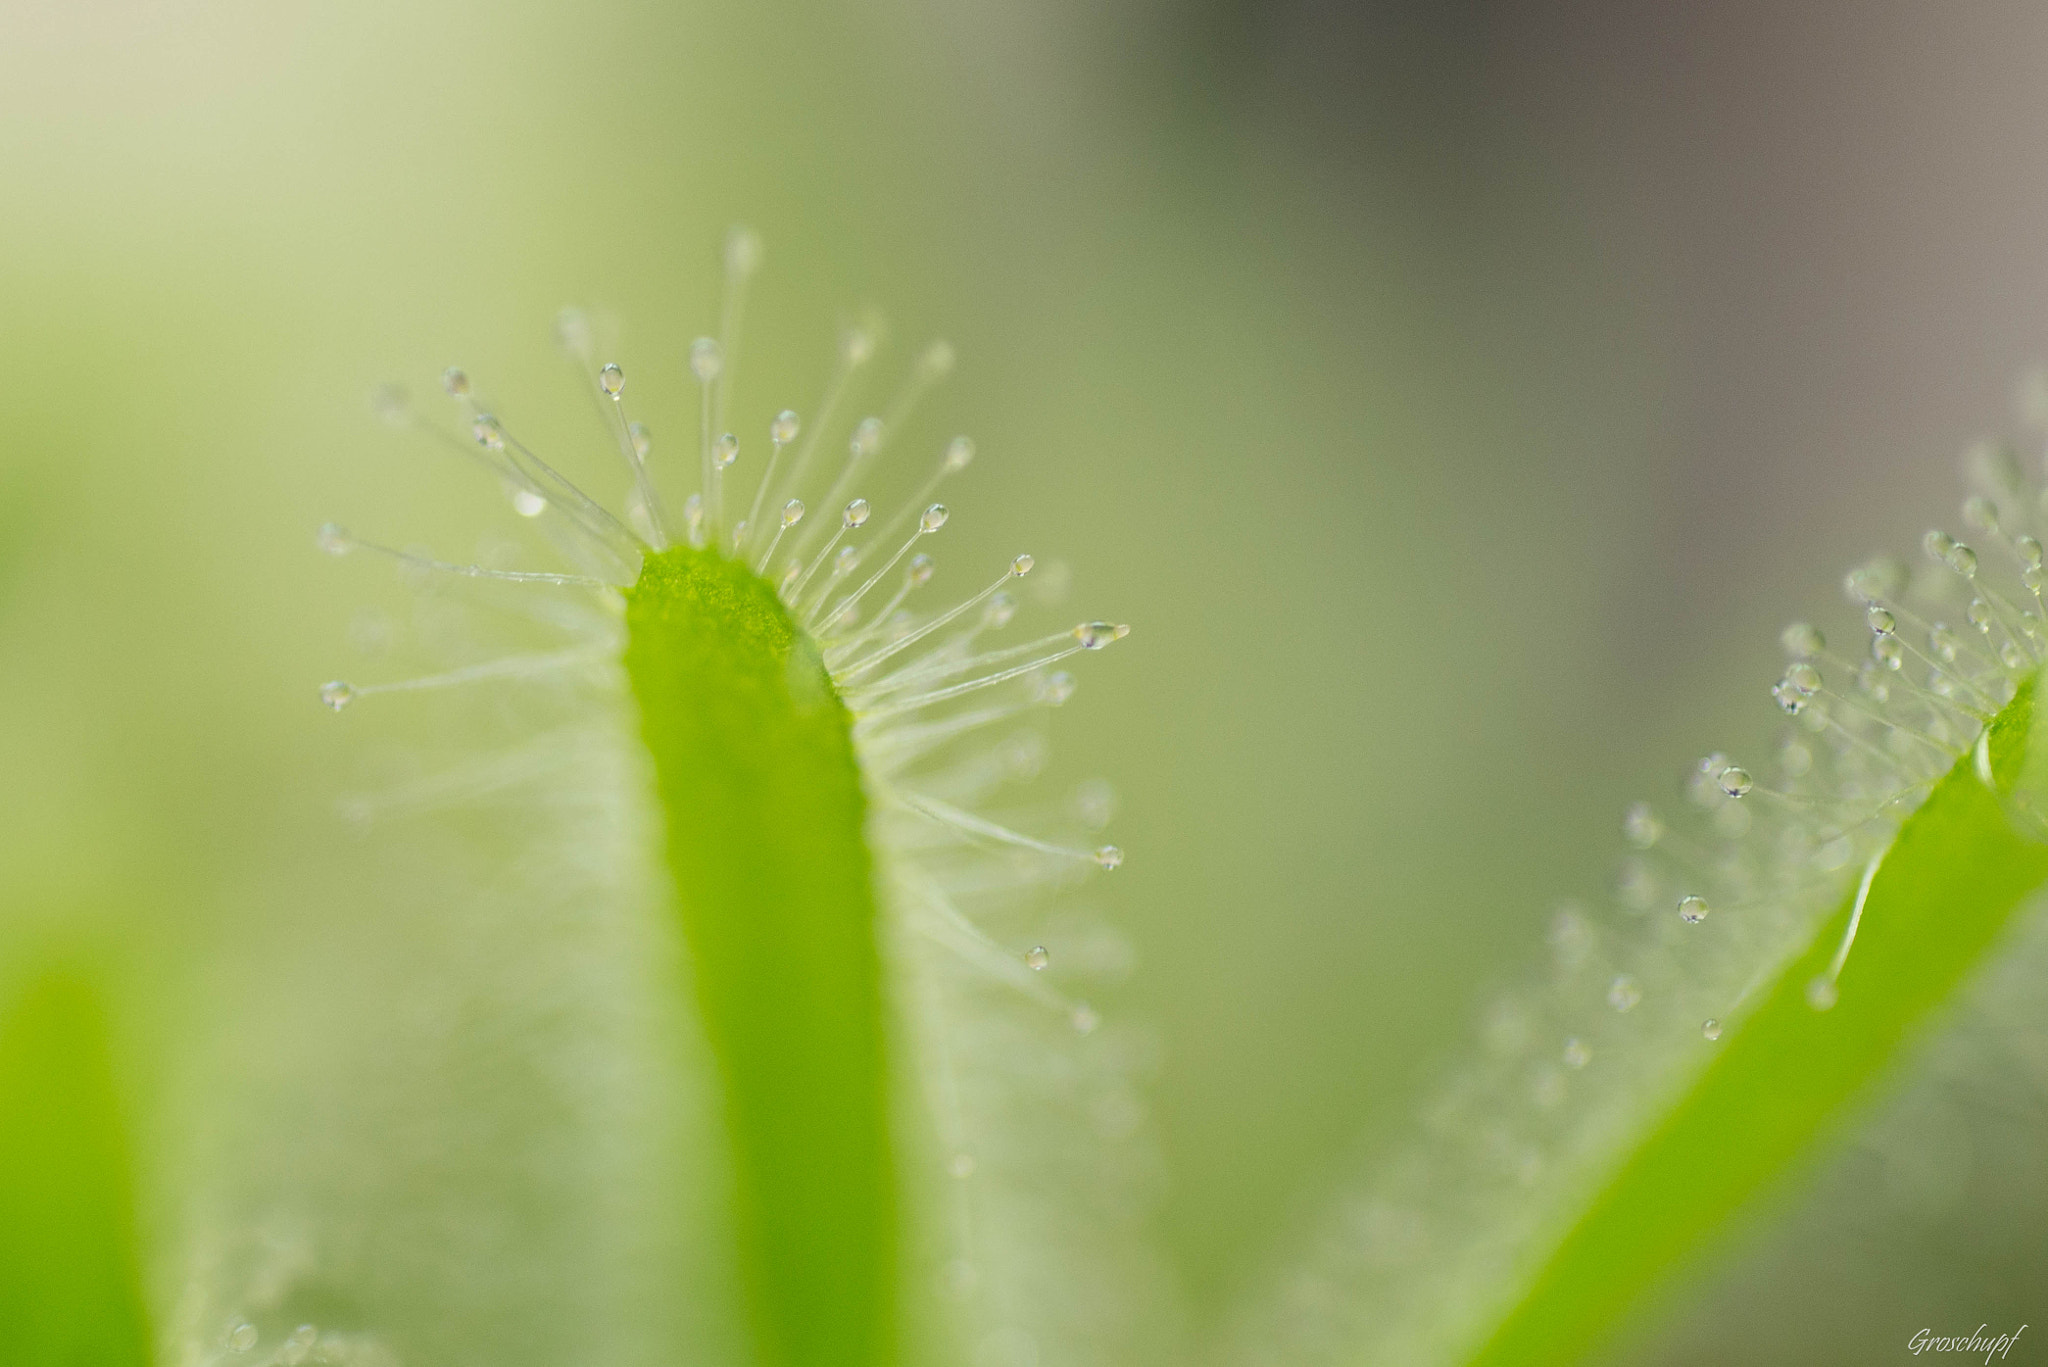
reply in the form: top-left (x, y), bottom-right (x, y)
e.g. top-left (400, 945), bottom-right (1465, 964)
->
top-left (624, 544), bottom-right (894, 1367)
top-left (1466, 675), bottom-right (2048, 1367)
top-left (0, 962), bottom-right (151, 1367)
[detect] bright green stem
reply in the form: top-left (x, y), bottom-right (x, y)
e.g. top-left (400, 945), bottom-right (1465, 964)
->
top-left (623, 545), bottom-right (895, 1367)
top-left (0, 963), bottom-right (151, 1367)
top-left (1469, 677), bottom-right (2048, 1367)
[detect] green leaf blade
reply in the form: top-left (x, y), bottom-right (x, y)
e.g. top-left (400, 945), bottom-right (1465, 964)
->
top-left (0, 963), bottom-right (151, 1367)
top-left (623, 546), bottom-right (894, 1367)
top-left (1468, 677), bottom-right (2048, 1367)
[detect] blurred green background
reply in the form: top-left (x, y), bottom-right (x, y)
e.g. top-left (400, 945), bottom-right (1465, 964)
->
top-left (6, 0), bottom-right (2048, 1361)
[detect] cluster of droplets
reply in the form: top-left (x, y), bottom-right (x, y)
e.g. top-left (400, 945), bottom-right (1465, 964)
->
top-left (1588, 440), bottom-right (2048, 1055)
top-left (213, 1320), bottom-right (388, 1367)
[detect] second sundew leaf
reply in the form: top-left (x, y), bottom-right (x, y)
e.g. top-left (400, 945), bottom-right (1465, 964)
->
top-left (623, 544), bottom-right (895, 1367)
top-left (1467, 675), bottom-right (2048, 1367)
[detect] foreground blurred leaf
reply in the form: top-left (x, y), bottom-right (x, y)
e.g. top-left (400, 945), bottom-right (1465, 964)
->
top-left (1469, 678), bottom-right (2048, 1366)
top-left (0, 962), bottom-right (150, 1367)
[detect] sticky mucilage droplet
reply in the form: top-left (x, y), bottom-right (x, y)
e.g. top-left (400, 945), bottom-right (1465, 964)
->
top-left (1622, 802), bottom-right (1663, 849)
top-left (689, 337), bottom-right (723, 382)
top-left (1781, 622), bottom-right (1825, 658)
top-left (1607, 975), bottom-right (1642, 1013)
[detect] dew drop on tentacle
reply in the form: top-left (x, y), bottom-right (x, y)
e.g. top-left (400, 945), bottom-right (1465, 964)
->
top-left (371, 384), bottom-right (412, 425)
top-left (945, 436), bottom-right (976, 471)
top-left (2019, 534), bottom-right (2044, 568)
top-left (689, 337), bottom-right (723, 383)
top-left (782, 499), bottom-right (806, 527)
top-left (1094, 844), bottom-right (1124, 870)
top-left (851, 417), bottom-right (883, 458)
top-left (1011, 553), bottom-right (1034, 577)
top-left (512, 488), bottom-right (548, 518)
top-left (982, 592), bottom-right (1015, 629)
top-left (227, 1322), bottom-right (257, 1353)
top-left (844, 499), bottom-right (872, 529)
top-left (1606, 975), bottom-right (1641, 1013)
top-left (554, 306), bottom-right (593, 360)
top-left (472, 414), bottom-right (505, 451)
top-left (1677, 895), bottom-right (1709, 924)
top-left (319, 681), bottom-right (355, 711)
top-left (1873, 636), bottom-right (1904, 671)
top-left (1718, 766), bottom-right (1753, 798)
top-left (1806, 977), bottom-right (1839, 1012)
top-left (600, 362), bottom-right (625, 397)
top-left (1074, 621), bottom-right (1129, 649)
top-left (1075, 779), bottom-right (1116, 828)
top-left (772, 409), bottom-right (801, 444)
top-left (1781, 622), bottom-right (1825, 658)
top-left (1071, 1003), bottom-right (1100, 1035)
top-left (1024, 945), bottom-right (1051, 971)
top-left (908, 553), bottom-right (935, 587)
top-left (1701, 1019), bottom-right (1722, 1041)
top-left (1621, 802), bottom-right (1663, 849)
top-left (920, 503), bottom-right (950, 533)
top-left (1947, 542), bottom-right (1979, 576)
top-left (843, 326), bottom-right (875, 366)
top-left (1039, 671), bottom-right (1076, 706)
top-left (630, 421), bottom-right (653, 459)
top-left (725, 225), bottom-right (763, 277)
top-left (316, 523), bottom-right (351, 556)
top-left (1866, 605), bottom-right (1896, 635)
top-left (716, 432), bottom-right (739, 469)
top-left (442, 366), bottom-right (471, 398)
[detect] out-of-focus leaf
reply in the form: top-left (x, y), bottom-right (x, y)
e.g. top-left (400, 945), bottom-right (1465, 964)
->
top-left (0, 961), bottom-right (150, 1367)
